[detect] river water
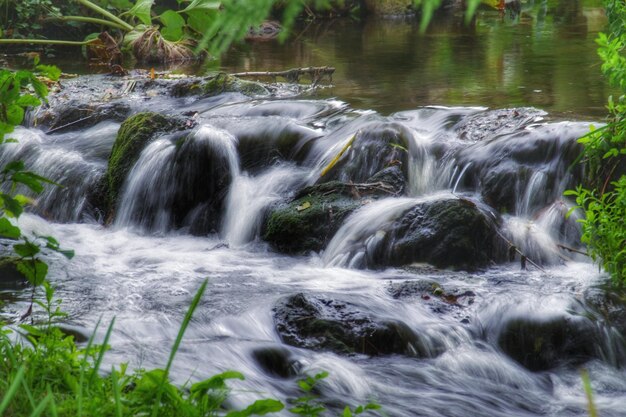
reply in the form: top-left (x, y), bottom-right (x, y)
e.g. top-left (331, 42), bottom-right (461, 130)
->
top-left (3, 2), bottom-right (626, 416)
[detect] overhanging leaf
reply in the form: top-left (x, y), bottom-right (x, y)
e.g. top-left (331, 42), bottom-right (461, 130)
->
top-left (179, 0), bottom-right (221, 14)
top-left (125, 0), bottom-right (154, 26)
top-left (160, 10), bottom-right (185, 41)
top-left (0, 217), bottom-right (21, 239)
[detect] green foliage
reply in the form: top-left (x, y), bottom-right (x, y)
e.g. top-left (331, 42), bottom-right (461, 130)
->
top-left (568, 0), bottom-right (626, 285)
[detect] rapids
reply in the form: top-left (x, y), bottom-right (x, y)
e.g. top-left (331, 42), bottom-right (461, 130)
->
top-left (2, 5), bottom-right (626, 417)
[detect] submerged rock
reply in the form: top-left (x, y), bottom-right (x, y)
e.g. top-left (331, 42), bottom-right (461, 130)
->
top-left (251, 346), bottom-right (301, 378)
top-left (106, 112), bottom-right (187, 212)
top-left (388, 279), bottom-right (476, 321)
top-left (273, 293), bottom-right (433, 357)
top-left (498, 315), bottom-right (597, 371)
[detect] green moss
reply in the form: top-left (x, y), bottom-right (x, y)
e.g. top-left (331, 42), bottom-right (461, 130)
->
top-left (203, 74), bottom-right (269, 97)
top-left (363, 0), bottom-right (413, 15)
top-left (106, 112), bottom-right (178, 211)
top-left (264, 182), bottom-right (362, 253)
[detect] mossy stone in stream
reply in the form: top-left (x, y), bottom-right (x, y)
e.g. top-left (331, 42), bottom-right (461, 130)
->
top-left (273, 293), bottom-right (433, 357)
top-left (263, 182), bottom-right (362, 253)
top-left (171, 74), bottom-right (269, 98)
top-left (106, 112), bottom-right (183, 211)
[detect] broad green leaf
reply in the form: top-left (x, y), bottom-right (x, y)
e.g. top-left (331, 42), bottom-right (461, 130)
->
top-left (179, 0), bottom-right (220, 14)
top-left (185, 9), bottom-right (217, 33)
top-left (6, 104), bottom-right (24, 126)
top-left (191, 371), bottom-right (244, 394)
top-left (14, 241), bottom-right (40, 257)
top-left (16, 258), bottom-right (48, 286)
top-left (0, 217), bottom-right (21, 239)
top-left (225, 399), bottom-right (284, 417)
top-left (36, 65), bottom-right (61, 81)
top-left (15, 94), bottom-right (41, 107)
top-left (160, 10), bottom-right (185, 41)
top-left (126, 0), bottom-right (154, 26)
top-left (1, 193), bottom-right (24, 218)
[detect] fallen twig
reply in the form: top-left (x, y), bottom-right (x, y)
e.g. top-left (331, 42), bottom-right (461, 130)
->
top-left (231, 66), bottom-right (335, 84)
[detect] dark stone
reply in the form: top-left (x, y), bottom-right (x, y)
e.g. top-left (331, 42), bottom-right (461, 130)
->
top-left (273, 293), bottom-right (433, 357)
top-left (453, 108), bottom-right (545, 143)
top-left (373, 197), bottom-right (505, 270)
top-left (251, 347), bottom-right (300, 378)
top-left (498, 315), bottom-right (597, 371)
top-left (322, 122), bottom-right (411, 184)
top-left (263, 172), bottom-right (403, 254)
top-left (35, 99), bottom-right (131, 133)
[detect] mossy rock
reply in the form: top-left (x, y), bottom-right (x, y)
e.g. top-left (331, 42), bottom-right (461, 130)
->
top-left (106, 112), bottom-right (184, 212)
top-left (263, 181), bottom-right (362, 253)
top-left (170, 74), bottom-right (269, 97)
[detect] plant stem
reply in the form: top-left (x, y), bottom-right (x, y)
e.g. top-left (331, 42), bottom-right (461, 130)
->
top-left (46, 16), bottom-right (126, 31)
top-left (74, 0), bottom-right (134, 31)
top-left (0, 39), bottom-right (99, 46)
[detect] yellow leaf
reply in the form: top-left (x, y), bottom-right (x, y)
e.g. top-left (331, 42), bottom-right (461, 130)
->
top-left (296, 201), bottom-right (311, 211)
top-left (320, 133), bottom-right (357, 177)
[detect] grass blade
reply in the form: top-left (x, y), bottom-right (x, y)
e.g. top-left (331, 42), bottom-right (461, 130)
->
top-left (111, 366), bottom-right (123, 417)
top-left (28, 394), bottom-right (51, 417)
top-left (151, 279), bottom-right (208, 417)
top-left (89, 317), bottom-right (116, 385)
top-left (0, 365), bottom-right (25, 414)
top-left (581, 369), bottom-right (598, 417)
top-left (79, 316), bottom-right (102, 416)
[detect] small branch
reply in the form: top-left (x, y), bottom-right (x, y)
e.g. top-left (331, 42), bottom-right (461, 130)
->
top-left (0, 38), bottom-right (99, 46)
top-left (557, 244), bottom-right (590, 257)
top-left (46, 15), bottom-right (126, 30)
top-left (231, 66), bottom-right (335, 84)
top-left (74, 0), bottom-right (134, 31)
top-left (495, 229), bottom-right (547, 273)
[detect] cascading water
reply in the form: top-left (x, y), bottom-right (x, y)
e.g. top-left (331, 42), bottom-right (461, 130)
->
top-left (2, 68), bottom-right (625, 417)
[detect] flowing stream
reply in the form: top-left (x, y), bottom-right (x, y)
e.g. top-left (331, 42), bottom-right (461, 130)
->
top-left (2, 4), bottom-right (626, 417)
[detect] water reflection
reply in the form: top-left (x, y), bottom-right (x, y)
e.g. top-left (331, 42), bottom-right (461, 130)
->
top-left (221, 1), bottom-right (608, 118)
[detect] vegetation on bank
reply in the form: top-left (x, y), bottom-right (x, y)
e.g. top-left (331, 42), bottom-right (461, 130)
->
top-left (0, 0), bottom-right (488, 62)
top-left (568, 0), bottom-right (626, 285)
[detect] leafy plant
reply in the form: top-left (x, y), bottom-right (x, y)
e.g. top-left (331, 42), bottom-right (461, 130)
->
top-left (567, 0), bottom-right (626, 285)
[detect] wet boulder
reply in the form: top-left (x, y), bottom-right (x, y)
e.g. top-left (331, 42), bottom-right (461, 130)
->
top-left (105, 112), bottom-right (188, 213)
top-left (322, 122), bottom-right (411, 184)
top-left (453, 122), bottom-right (587, 214)
top-left (453, 108), bottom-right (545, 143)
top-left (263, 171), bottom-right (402, 254)
top-left (498, 315), bottom-right (598, 371)
top-left (372, 197), bottom-right (505, 270)
top-left (214, 118), bottom-right (320, 171)
top-left (273, 293), bottom-right (432, 357)
top-left (35, 99), bottom-right (131, 133)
